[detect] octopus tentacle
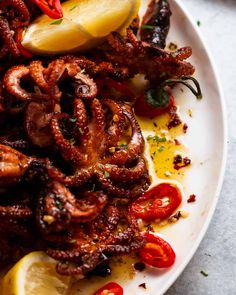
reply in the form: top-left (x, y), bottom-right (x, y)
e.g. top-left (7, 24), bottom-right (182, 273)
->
top-left (107, 107), bottom-right (144, 165)
top-left (0, 17), bottom-right (20, 58)
top-left (3, 65), bottom-right (31, 100)
top-left (51, 113), bottom-right (87, 165)
top-left (73, 72), bottom-right (98, 99)
top-left (0, 0), bottom-right (30, 29)
top-left (103, 157), bottom-right (147, 182)
top-left (102, 99), bottom-right (126, 147)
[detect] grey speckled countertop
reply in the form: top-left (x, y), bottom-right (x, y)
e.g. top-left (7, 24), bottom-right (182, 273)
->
top-left (166, 0), bottom-right (236, 294)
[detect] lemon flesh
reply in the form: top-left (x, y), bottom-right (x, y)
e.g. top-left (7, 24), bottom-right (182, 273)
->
top-left (2, 252), bottom-right (71, 295)
top-left (22, 0), bottom-right (140, 55)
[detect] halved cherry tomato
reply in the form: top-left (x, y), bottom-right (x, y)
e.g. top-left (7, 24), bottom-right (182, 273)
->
top-left (139, 232), bottom-right (176, 268)
top-left (32, 0), bottom-right (63, 19)
top-left (129, 183), bottom-right (182, 222)
top-left (15, 28), bottom-right (33, 59)
top-left (93, 282), bottom-right (123, 295)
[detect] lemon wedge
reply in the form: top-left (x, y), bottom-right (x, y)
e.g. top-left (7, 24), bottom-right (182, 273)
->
top-left (22, 0), bottom-right (140, 55)
top-left (2, 251), bottom-right (71, 295)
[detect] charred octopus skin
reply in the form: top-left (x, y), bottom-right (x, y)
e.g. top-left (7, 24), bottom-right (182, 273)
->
top-left (106, 28), bottom-right (194, 83)
top-left (0, 55), bottom-right (151, 274)
top-left (49, 98), bottom-right (150, 198)
top-left (140, 0), bottom-right (172, 48)
top-left (0, 0), bottom-right (199, 279)
top-left (0, 0), bottom-right (34, 59)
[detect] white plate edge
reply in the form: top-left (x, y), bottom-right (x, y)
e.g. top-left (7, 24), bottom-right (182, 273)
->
top-left (159, 0), bottom-right (228, 294)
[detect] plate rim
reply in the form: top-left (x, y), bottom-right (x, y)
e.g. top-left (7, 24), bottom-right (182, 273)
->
top-left (160, 0), bottom-right (228, 294)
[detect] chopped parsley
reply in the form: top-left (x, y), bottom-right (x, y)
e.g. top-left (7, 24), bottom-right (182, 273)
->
top-left (104, 171), bottom-right (110, 178)
top-left (147, 135), bottom-right (167, 143)
top-left (158, 146), bottom-right (165, 152)
top-left (69, 117), bottom-right (77, 123)
top-left (50, 19), bottom-right (63, 25)
top-left (69, 239), bottom-right (77, 244)
top-left (200, 270), bottom-right (208, 277)
top-left (55, 200), bottom-right (63, 210)
top-left (119, 143), bottom-right (128, 149)
top-left (78, 127), bottom-right (84, 135)
top-left (141, 24), bottom-right (155, 30)
top-left (197, 20), bottom-right (201, 27)
top-left (69, 138), bottom-right (76, 145)
top-left (69, 4), bottom-right (78, 11)
top-left (91, 184), bottom-right (96, 191)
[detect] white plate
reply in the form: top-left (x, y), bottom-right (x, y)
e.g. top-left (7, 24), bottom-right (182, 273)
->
top-left (73, 0), bottom-right (227, 294)
top-left (132, 0), bottom-right (226, 294)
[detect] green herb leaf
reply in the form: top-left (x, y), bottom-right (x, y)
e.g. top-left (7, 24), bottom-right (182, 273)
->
top-left (50, 19), bottom-right (63, 25)
top-left (197, 20), bottom-right (201, 27)
top-left (69, 239), bottom-right (77, 244)
top-left (104, 171), bottom-right (110, 178)
top-left (141, 24), bottom-right (155, 30)
top-left (78, 127), bottom-right (84, 135)
top-left (55, 200), bottom-right (63, 210)
top-left (152, 151), bottom-right (156, 157)
top-left (119, 143), bottom-right (128, 150)
top-left (69, 138), bottom-right (76, 145)
top-left (200, 270), bottom-right (208, 277)
top-left (158, 146), bottom-right (165, 152)
top-left (91, 184), bottom-right (96, 191)
top-left (69, 117), bottom-right (77, 123)
top-left (147, 135), bottom-right (167, 143)
top-left (69, 5), bottom-right (78, 11)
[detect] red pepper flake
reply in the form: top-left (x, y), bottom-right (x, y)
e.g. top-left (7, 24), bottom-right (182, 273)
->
top-left (174, 139), bottom-right (181, 145)
top-left (139, 283), bottom-right (147, 289)
top-left (183, 123), bottom-right (188, 133)
top-left (134, 262), bottom-right (146, 272)
top-left (188, 194), bottom-right (196, 203)
top-left (173, 155), bottom-right (191, 170)
top-left (167, 106), bottom-right (182, 129)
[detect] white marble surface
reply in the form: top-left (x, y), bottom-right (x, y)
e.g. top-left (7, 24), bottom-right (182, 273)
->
top-left (166, 0), bottom-right (236, 294)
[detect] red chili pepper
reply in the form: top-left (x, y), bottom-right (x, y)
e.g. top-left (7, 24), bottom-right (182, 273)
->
top-left (15, 28), bottom-right (33, 59)
top-left (129, 183), bottom-right (182, 222)
top-left (134, 77), bottom-right (202, 119)
top-left (134, 92), bottom-right (174, 118)
top-left (93, 282), bottom-right (123, 295)
top-left (32, 0), bottom-right (63, 19)
top-left (139, 232), bottom-right (176, 268)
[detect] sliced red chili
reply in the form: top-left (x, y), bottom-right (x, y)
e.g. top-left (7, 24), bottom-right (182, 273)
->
top-left (15, 28), bottom-right (33, 59)
top-left (32, 0), bottom-right (63, 19)
top-left (129, 183), bottom-right (182, 222)
top-left (93, 282), bottom-right (123, 295)
top-left (139, 232), bottom-right (176, 268)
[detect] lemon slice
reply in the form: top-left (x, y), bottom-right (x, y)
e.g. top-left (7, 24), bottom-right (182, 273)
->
top-left (22, 0), bottom-right (140, 55)
top-left (2, 251), bottom-right (71, 295)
